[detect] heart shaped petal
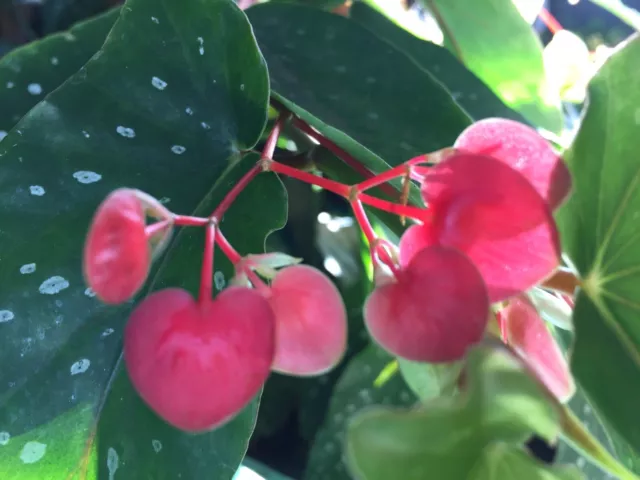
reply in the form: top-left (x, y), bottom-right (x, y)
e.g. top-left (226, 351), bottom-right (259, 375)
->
top-left (124, 286), bottom-right (276, 432)
top-left (454, 118), bottom-right (572, 210)
top-left (267, 265), bottom-right (347, 376)
top-left (364, 245), bottom-right (490, 363)
top-left (83, 188), bottom-right (150, 304)
top-left (503, 295), bottom-right (575, 402)
top-left (414, 153), bottom-right (561, 302)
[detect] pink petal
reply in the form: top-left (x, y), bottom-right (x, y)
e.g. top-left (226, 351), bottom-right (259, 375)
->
top-left (503, 295), bottom-right (575, 402)
top-left (364, 245), bottom-right (490, 363)
top-left (417, 153), bottom-right (560, 302)
top-left (454, 118), bottom-right (572, 210)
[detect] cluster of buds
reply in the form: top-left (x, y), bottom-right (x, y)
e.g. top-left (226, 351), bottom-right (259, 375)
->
top-left (82, 115), bottom-right (575, 432)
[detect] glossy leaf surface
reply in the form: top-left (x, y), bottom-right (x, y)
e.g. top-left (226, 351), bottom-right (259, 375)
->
top-left (0, 0), bottom-right (283, 476)
top-left (247, 2), bottom-right (471, 172)
top-left (426, 0), bottom-right (563, 132)
top-left (556, 35), bottom-right (640, 455)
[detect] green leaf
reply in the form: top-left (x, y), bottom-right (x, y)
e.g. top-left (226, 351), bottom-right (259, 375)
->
top-left (349, 2), bottom-right (525, 124)
top-left (424, 0), bottom-right (563, 132)
top-left (345, 343), bottom-right (568, 480)
top-left (95, 153), bottom-right (287, 479)
top-left (398, 358), bottom-right (461, 401)
top-left (556, 34), bottom-right (640, 455)
top-left (557, 386), bottom-right (622, 479)
top-left (246, 2), bottom-right (471, 173)
top-left (304, 345), bottom-right (415, 480)
top-left (41, 0), bottom-right (116, 35)
top-left (0, 0), bottom-right (280, 477)
top-left (0, 7), bottom-right (118, 136)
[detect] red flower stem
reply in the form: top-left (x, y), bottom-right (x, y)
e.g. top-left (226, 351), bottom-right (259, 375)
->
top-left (291, 117), bottom-right (380, 183)
top-left (270, 98), bottom-right (399, 198)
top-left (358, 193), bottom-right (428, 221)
top-left (215, 227), bottom-right (242, 265)
top-left (210, 114), bottom-right (288, 222)
top-left (198, 222), bottom-right (216, 304)
top-left (242, 266), bottom-right (272, 297)
top-left (268, 160), bottom-right (351, 197)
top-left (355, 155), bottom-right (430, 193)
top-left (356, 164), bottom-right (411, 193)
top-left (539, 7), bottom-right (563, 34)
top-left (262, 113), bottom-right (289, 160)
top-left (352, 200), bottom-right (400, 276)
top-left (172, 215), bottom-right (209, 227)
top-left (145, 219), bottom-right (172, 238)
top-left (268, 160), bottom-right (428, 220)
top-left (211, 164), bottom-right (261, 221)
top-left (350, 199), bottom-right (377, 246)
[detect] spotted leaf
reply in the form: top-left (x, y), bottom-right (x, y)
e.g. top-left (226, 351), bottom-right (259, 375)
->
top-left (0, 1), bottom-right (283, 478)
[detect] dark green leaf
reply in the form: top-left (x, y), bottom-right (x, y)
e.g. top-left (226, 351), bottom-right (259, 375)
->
top-left (0, 7), bottom-right (118, 136)
top-left (424, 0), bottom-right (563, 132)
top-left (345, 343), bottom-right (571, 480)
top-left (556, 34), bottom-right (640, 455)
top-left (247, 2), bottom-right (471, 173)
top-left (297, 221), bottom-right (371, 442)
top-left (41, 0), bottom-right (116, 35)
top-left (95, 153), bottom-right (287, 480)
top-left (304, 345), bottom-right (415, 480)
top-left (349, 2), bottom-right (524, 124)
top-left (0, 0), bottom-right (280, 478)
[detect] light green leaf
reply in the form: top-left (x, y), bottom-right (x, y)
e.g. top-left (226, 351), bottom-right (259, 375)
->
top-left (345, 343), bottom-right (566, 480)
top-left (424, 0), bottom-right (563, 132)
top-left (556, 34), bottom-right (640, 456)
top-left (398, 358), bottom-right (461, 401)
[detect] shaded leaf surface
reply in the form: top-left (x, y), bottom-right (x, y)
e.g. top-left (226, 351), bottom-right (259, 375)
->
top-left (0, 7), bottom-right (118, 136)
top-left (349, 2), bottom-right (524, 124)
top-left (0, 0), bottom-right (281, 478)
top-left (556, 35), bottom-right (640, 455)
top-left (303, 345), bottom-right (415, 480)
top-left (247, 2), bottom-right (471, 172)
top-left (425, 0), bottom-right (563, 132)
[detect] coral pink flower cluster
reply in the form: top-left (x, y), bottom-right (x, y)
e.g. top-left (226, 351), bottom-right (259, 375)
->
top-left (82, 116), bottom-right (574, 433)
